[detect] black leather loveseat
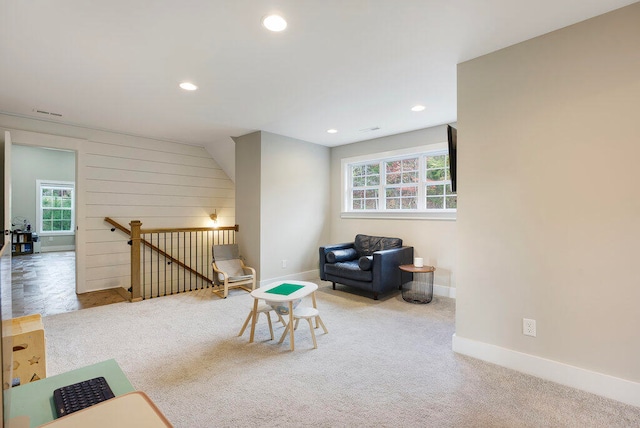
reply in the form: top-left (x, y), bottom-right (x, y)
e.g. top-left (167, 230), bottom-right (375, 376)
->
top-left (319, 234), bottom-right (413, 300)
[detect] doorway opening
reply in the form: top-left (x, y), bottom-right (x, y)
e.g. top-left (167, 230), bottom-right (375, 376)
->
top-left (9, 142), bottom-right (125, 317)
top-left (11, 145), bottom-right (78, 316)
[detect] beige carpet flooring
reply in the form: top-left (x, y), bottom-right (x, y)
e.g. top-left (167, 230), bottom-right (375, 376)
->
top-left (41, 282), bottom-right (640, 427)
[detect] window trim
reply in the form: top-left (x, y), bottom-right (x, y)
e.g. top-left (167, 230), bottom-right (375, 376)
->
top-left (341, 143), bottom-right (456, 221)
top-left (36, 180), bottom-right (76, 236)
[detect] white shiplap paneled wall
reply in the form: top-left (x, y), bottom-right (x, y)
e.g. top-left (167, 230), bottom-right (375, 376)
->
top-left (2, 117), bottom-right (235, 293)
top-left (84, 133), bottom-right (234, 292)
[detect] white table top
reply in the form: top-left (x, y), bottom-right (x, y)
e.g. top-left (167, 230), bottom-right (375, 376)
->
top-left (250, 280), bottom-right (317, 302)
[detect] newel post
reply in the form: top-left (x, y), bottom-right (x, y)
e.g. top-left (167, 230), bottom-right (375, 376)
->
top-left (130, 220), bottom-right (143, 302)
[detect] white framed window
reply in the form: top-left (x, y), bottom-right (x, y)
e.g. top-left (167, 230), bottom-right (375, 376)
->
top-left (36, 180), bottom-right (75, 235)
top-left (425, 153), bottom-right (457, 210)
top-left (341, 144), bottom-right (456, 220)
top-left (385, 157), bottom-right (419, 210)
top-left (351, 162), bottom-right (380, 210)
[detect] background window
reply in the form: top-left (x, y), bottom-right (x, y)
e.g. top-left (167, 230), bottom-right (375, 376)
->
top-left (37, 181), bottom-right (75, 234)
top-left (345, 148), bottom-right (456, 215)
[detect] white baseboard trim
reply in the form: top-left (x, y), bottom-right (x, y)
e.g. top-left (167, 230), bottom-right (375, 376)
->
top-left (41, 245), bottom-right (75, 252)
top-left (259, 270), bottom-right (319, 287)
top-left (434, 283), bottom-right (456, 299)
top-left (452, 333), bottom-right (640, 408)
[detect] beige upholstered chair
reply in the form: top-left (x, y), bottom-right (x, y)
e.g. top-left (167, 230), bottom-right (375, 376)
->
top-left (212, 244), bottom-right (256, 298)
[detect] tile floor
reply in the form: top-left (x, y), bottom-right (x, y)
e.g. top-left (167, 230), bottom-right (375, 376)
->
top-left (11, 251), bottom-right (126, 318)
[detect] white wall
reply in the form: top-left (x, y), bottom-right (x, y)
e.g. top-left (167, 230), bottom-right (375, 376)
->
top-left (330, 126), bottom-right (457, 295)
top-left (1, 114), bottom-right (235, 293)
top-left (234, 131), bottom-right (331, 283)
top-left (11, 145), bottom-right (76, 250)
top-left (260, 132), bottom-right (331, 281)
top-left (234, 131), bottom-right (262, 276)
top-left (455, 3), bottom-right (640, 405)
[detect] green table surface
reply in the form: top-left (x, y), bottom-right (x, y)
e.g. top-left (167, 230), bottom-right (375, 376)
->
top-left (9, 359), bottom-right (135, 428)
top-left (264, 283), bottom-right (304, 296)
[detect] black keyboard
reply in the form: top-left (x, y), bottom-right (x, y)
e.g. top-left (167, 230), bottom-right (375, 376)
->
top-left (53, 376), bottom-right (115, 418)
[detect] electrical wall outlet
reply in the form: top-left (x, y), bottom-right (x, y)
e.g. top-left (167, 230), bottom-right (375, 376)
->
top-left (523, 318), bottom-right (536, 337)
top-left (281, 260), bottom-right (287, 269)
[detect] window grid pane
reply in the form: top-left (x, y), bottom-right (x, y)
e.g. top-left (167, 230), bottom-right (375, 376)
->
top-left (385, 157), bottom-right (418, 210)
top-left (351, 188), bottom-right (379, 210)
top-left (40, 184), bottom-right (74, 233)
top-left (424, 154), bottom-right (456, 211)
top-left (351, 163), bottom-right (381, 211)
top-left (427, 197), bottom-right (444, 209)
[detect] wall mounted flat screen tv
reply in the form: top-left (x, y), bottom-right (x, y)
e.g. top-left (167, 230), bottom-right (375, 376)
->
top-left (447, 124), bottom-right (457, 193)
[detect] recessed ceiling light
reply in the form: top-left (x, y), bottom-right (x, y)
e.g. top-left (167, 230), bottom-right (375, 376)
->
top-left (411, 105), bottom-right (426, 112)
top-left (327, 129), bottom-right (338, 134)
top-left (262, 14), bottom-right (287, 32)
top-left (179, 82), bottom-right (198, 91)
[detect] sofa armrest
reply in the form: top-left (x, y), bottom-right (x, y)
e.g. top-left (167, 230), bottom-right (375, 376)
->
top-left (371, 246), bottom-right (414, 290)
top-left (319, 242), bottom-right (355, 279)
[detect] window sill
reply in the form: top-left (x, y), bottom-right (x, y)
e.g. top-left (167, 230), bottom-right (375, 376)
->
top-left (341, 211), bottom-right (456, 221)
top-left (39, 232), bottom-right (76, 237)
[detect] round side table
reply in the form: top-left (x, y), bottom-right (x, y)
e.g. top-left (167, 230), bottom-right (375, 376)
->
top-left (399, 264), bottom-right (435, 304)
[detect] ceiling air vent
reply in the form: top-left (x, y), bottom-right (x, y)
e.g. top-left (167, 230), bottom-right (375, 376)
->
top-left (33, 108), bottom-right (63, 118)
top-left (359, 126), bottom-right (380, 132)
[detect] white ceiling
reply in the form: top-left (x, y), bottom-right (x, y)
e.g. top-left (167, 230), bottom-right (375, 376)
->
top-left (0, 0), bottom-right (636, 178)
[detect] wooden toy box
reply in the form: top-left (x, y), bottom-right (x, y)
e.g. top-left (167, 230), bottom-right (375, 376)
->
top-left (10, 314), bottom-right (46, 385)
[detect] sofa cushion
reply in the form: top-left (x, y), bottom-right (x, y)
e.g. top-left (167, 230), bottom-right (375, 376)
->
top-left (326, 248), bottom-right (358, 263)
top-left (324, 260), bottom-right (373, 282)
top-left (358, 256), bottom-right (373, 271)
top-left (354, 234), bottom-right (402, 256)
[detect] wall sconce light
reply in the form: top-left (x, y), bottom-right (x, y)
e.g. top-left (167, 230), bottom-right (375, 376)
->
top-left (210, 210), bottom-right (218, 223)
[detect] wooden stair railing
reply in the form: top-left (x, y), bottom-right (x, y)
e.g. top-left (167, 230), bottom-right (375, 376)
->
top-left (105, 217), bottom-right (239, 301)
